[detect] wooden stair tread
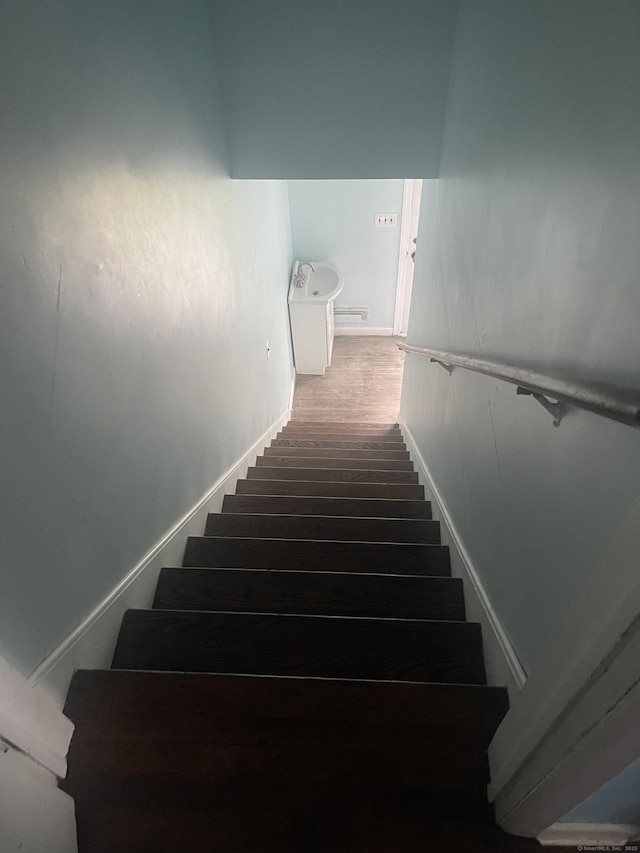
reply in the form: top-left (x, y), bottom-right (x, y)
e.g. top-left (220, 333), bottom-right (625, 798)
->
top-left (277, 431), bottom-right (406, 443)
top-left (236, 478), bottom-right (425, 500)
top-left (183, 536), bottom-right (451, 574)
top-left (111, 610), bottom-right (486, 684)
top-left (262, 447), bottom-right (409, 461)
top-left (264, 445), bottom-right (410, 459)
top-left (222, 493), bottom-right (432, 519)
top-left (153, 568), bottom-right (464, 620)
top-left (287, 420), bottom-right (399, 430)
top-left (204, 513), bottom-right (439, 544)
top-left (280, 430), bottom-right (403, 440)
top-left (65, 671), bottom-right (508, 733)
top-left (272, 438), bottom-right (406, 450)
top-left (257, 455), bottom-right (414, 470)
top-left (247, 466), bottom-right (418, 483)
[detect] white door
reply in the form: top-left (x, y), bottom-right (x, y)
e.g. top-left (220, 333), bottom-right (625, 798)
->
top-left (393, 179), bottom-right (423, 336)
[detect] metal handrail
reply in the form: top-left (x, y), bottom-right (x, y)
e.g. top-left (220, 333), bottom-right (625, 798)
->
top-left (398, 343), bottom-right (640, 429)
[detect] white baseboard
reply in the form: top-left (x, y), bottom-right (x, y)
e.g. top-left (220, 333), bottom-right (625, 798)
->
top-left (28, 408), bottom-right (292, 709)
top-left (399, 421), bottom-right (527, 698)
top-left (538, 822), bottom-right (640, 846)
top-left (334, 326), bottom-right (394, 336)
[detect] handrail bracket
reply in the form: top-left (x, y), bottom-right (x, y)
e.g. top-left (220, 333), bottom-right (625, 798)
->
top-left (430, 358), bottom-right (454, 375)
top-left (516, 387), bottom-right (570, 428)
top-left (399, 342), bottom-right (640, 430)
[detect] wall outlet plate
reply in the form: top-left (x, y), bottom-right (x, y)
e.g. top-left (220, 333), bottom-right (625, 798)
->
top-left (375, 213), bottom-right (397, 227)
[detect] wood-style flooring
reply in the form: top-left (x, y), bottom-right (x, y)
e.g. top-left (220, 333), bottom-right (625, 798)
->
top-left (291, 335), bottom-right (404, 423)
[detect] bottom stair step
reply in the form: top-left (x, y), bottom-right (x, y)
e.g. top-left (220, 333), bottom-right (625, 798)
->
top-left (64, 735), bottom-right (490, 811)
top-left (64, 671), bottom-right (509, 736)
top-left (70, 788), bottom-right (547, 853)
top-left (111, 610), bottom-right (486, 683)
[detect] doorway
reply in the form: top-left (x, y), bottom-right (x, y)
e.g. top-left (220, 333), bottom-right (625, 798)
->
top-left (393, 179), bottom-right (423, 336)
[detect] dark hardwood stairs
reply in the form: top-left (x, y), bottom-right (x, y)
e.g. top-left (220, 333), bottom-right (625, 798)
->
top-left (61, 420), bottom-right (550, 851)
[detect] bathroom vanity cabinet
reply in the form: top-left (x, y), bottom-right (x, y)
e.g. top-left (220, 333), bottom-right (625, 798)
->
top-left (287, 260), bottom-right (342, 375)
top-left (289, 300), bottom-right (335, 375)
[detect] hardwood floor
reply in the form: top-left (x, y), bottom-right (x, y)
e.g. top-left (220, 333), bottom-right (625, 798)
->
top-left (291, 335), bottom-right (404, 423)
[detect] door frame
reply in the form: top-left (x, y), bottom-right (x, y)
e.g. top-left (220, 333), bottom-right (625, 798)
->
top-left (393, 179), bottom-right (423, 336)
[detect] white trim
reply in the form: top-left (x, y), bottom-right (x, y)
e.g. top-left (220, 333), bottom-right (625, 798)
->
top-left (29, 407), bottom-right (292, 708)
top-left (288, 372), bottom-right (296, 412)
top-left (399, 420), bottom-right (526, 692)
top-left (538, 822), bottom-right (640, 846)
top-left (393, 179), bottom-right (422, 336)
top-left (334, 326), bottom-right (394, 336)
top-left (0, 655), bottom-right (73, 779)
top-left (393, 181), bottom-right (414, 336)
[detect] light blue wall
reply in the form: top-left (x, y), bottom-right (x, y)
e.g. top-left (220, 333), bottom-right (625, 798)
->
top-left (211, 0), bottom-right (457, 179)
top-left (561, 758), bottom-right (640, 825)
top-left (288, 181), bottom-right (404, 330)
top-left (0, 0), bottom-right (294, 675)
top-left (401, 0), bottom-right (640, 674)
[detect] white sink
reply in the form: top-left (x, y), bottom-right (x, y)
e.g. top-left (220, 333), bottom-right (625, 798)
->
top-left (288, 262), bottom-right (343, 303)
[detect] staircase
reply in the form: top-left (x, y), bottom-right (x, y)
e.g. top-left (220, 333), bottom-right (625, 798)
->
top-left (62, 420), bottom-right (546, 851)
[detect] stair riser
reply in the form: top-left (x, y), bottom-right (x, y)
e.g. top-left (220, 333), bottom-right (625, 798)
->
top-left (112, 610), bottom-right (486, 684)
top-left (69, 718), bottom-right (486, 753)
top-left (154, 568), bottom-right (464, 620)
top-left (183, 537), bottom-right (451, 575)
top-left (247, 467), bottom-right (418, 484)
top-left (272, 439), bottom-right (406, 451)
top-left (236, 479), bottom-right (425, 500)
top-left (287, 421), bottom-right (399, 430)
top-left (70, 793), bottom-right (499, 853)
top-left (281, 431), bottom-right (403, 441)
top-left (257, 456), bottom-right (414, 471)
top-left (204, 514), bottom-right (439, 544)
top-left (277, 432), bottom-right (406, 443)
top-left (265, 446), bottom-right (410, 459)
top-left (222, 494), bottom-right (432, 519)
top-left (65, 740), bottom-right (489, 811)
